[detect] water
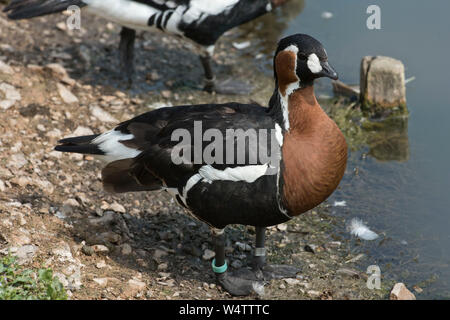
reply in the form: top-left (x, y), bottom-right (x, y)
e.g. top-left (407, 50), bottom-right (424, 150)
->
top-left (244, 0), bottom-right (450, 298)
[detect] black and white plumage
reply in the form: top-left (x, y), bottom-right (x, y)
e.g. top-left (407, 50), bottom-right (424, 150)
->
top-left (55, 34), bottom-right (346, 296)
top-left (4, 0), bottom-right (285, 91)
top-left (56, 103), bottom-right (286, 228)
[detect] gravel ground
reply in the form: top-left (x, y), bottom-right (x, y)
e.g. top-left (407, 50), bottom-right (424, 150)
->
top-left (0, 5), bottom-right (390, 300)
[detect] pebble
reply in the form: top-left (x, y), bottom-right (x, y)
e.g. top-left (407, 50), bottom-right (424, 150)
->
top-left (57, 83), bottom-right (78, 104)
top-left (157, 262), bottom-right (168, 271)
top-left (390, 283), bottom-right (416, 300)
top-left (92, 244), bottom-right (109, 253)
top-left (90, 105), bottom-right (118, 123)
top-left (125, 279), bottom-right (147, 297)
top-left (0, 82), bottom-right (21, 110)
top-left (304, 244), bottom-right (316, 254)
top-left (71, 126), bottom-right (94, 137)
top-left (110, 202), bottom-right (126, 214)
top-left (16, 245), bottom-right (37, 265)
top-left (93, 277), bottom-right (108, 287)
top-left (202, 249), bottom-right (215, 260)
top-left (8, 153), bottom-right (28, 169)
top-left (307, 290), bottom-right (321, 298)
top-left (277, 223), bottom-right (288, 231)
top-left (52, 242), bottom-right (75, 263)
top-left (231, 260), bottom-right (243, 269)
top-left (96, 260), bottom-right (107, 269)
top-left (284, 278), bottom-right (301, 286)
top-left (153, 249), bottom-right (168, 260)
top-left (337, 268), bottom-right (360, 279)
top-left (0, 60), bottom-right (13, 74)
top-left (235, 242), bottom-right (251, 251)
top-left (121, 243), bottom-right (132, 255)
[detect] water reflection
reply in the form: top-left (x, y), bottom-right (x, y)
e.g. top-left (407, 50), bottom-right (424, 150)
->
top-left (364, 116), bottom-right (409, 162)
top-left (235, 0), bottom-right (305, 55)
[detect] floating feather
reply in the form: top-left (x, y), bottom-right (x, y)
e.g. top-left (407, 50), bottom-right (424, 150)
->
top-left (349, 218), bottom-right (379, 240)
top-left (333, 200), bottom-right (347, 207)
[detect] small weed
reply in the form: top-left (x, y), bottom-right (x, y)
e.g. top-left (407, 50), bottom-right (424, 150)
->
top-left (0, 255), bottom-right (67, 300)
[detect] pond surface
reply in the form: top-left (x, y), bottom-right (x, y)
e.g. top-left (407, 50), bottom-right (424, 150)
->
top-left (243, 0), bottom-right (450, 298)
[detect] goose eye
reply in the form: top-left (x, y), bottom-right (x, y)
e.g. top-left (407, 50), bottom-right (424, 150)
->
top-left (298, 53), bottom-right (308, 60)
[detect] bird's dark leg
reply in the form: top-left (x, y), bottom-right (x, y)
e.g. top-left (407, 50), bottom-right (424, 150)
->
top-left (198, 48), bottom-right (253, 95)
top-left (253, 226), bottom-right (266, 270)
top-left (119, 27), bottom-right (136, 86)
top-left (199, 54), bottom-right (215, 93)
top-left (252, 226), bottom-right (302, 280)
top-left (211, 228), bottom-right (261, 296)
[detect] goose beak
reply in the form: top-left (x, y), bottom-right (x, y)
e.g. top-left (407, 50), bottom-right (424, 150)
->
top-left (319, 61), bottom-right (339, 80)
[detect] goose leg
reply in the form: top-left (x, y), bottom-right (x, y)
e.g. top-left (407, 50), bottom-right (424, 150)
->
top-left (119, 27), bottom-right (136, 86)
top-left (253, 226), bottom-right (302, 280)
top-left (199, 50), bottom-right (252, 95)
top-left (212, 228), bottom-right (261, 296)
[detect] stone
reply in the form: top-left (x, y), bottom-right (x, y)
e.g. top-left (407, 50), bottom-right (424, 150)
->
top-left (0, 60), bottom-right (13, 74)
top-left (89, 105), bottom-right (117, 123)
top-left (57, 83), bottom-right (78, 104)
top-left (231, 260), bottom-right (243, 269)
top-left (152, 249), bottom-right (168, 260)
top-left (52, 242), bottom-right (75, 262)
top-left (202, 249), bottom-right (215, 260)
top-left (96, 260), bottom-right (107, 269)
top-left (110, 202), bottom-right (126, 213)
top-left (92, 244), bottom-right (109, 253)
top-left (390, 283), bottom-right (416, 300)
top-left (284, 278), bottom-right (300, 286)
top-left (0, 82), bottom-right (21, 110)
top-left (337, 268), bottom-right (360, 279)
top-left (125, 279), bottom-right (146, 297)
top-left (16, 245), bottom-right (37, 265)
top-left (121, 243), bottom-right (132, 255)
top-left (235, 242), bottom-right (252, 251)
top-left (307, 290), bottom-right (321, 297)
top-left (71, 126), bottom-right (94, 137)
top-left (81, 245), bottom-right (94, 256)
top-left (93, 277), bottom-right (108, 287)
top-left (360, 56), bottom-right (407, 113)
top-left (9, 153), bottom-right (27, 169)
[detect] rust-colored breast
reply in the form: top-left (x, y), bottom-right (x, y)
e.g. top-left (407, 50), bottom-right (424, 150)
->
top-left (281, 90), bottom-right (348, 216)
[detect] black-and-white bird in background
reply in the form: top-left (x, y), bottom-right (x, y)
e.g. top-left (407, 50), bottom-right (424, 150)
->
top-left (54, 34), bottom-right (348, 296)
top-left (3, 0), bottom-right (288, 93)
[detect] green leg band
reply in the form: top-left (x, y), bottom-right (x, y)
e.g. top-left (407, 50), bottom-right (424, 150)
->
top-left (212, 258), bottom-right (228, 274)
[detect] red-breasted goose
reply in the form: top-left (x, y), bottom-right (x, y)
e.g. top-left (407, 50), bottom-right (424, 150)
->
top-left (4, 0), bottom-right (288, 92)
top-left (54, 34), bottom-right (348, 296)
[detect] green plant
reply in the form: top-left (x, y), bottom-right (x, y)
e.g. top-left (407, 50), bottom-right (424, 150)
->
top-left (0, 255), bottom-right (67, 300)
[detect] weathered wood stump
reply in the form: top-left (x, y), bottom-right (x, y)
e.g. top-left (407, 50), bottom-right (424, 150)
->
top-left (360, 56), bottom-right (407, 115)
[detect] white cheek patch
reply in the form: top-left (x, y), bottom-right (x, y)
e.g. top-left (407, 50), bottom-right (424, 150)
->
top-left (307, 53), bottom-right (322, 74)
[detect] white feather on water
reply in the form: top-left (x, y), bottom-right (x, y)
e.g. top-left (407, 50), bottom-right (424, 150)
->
top-left (349, 218), bottom-right (379, 241)
top-left (333, 200), bottom-right (347, 207)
